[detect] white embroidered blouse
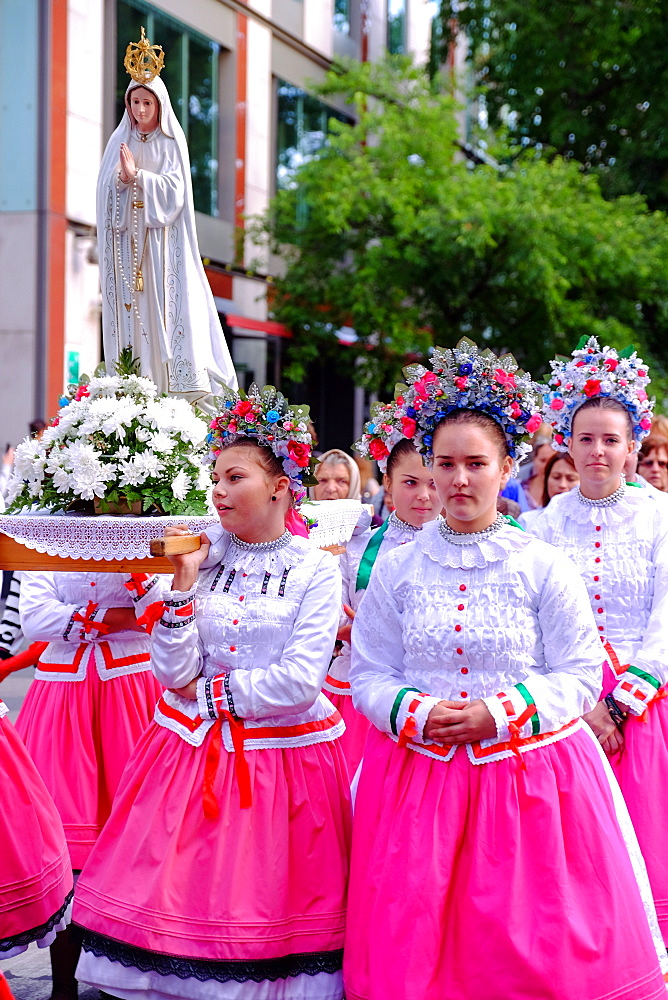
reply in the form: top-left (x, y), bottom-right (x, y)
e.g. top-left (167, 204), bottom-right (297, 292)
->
top-left (19, 571), bottom-right (161, 681)
top-left (529, 485), bottom-right (668, 716)
top-left (150, 527), bottom-right (344, 749)
top-left (325, 512), bottom-right (426, 694)
top-left (349, 520), bottom-right (604, 764)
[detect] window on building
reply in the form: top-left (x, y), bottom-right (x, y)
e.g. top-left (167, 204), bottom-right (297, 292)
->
top-left (116, 0), bottom-right (220, 216)
top-left (276, 80), bottom-right (349, 194)
top-left (387, 0), bottom-right (407, 54)
top-left (334, 0), bottom-right (351, 34)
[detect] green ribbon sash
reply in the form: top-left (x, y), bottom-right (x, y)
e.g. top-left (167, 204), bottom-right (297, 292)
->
top-left (355, 518), bottom-right (391, 592)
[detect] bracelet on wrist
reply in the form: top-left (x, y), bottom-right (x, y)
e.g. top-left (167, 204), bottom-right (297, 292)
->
top-left (604, 694), bottom-right (627, 728)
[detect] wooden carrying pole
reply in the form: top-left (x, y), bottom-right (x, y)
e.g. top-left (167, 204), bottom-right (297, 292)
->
top-left (150, 535), bottom-right (346, 557)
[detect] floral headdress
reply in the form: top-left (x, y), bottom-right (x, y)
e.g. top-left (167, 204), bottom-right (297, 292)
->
top-left (356, 338), bottom-right (542, 471)
top-left (207, 383), bottom-right (318, 501)
top-left (541, 336), bottom-right (653, 452)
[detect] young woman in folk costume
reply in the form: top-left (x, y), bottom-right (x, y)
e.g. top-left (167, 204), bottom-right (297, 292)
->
top-left (74, 384), bottom-right (351, 1000)
top-left (344, 338), bottom-right (668, 1000)
top-left (326, 424), bottom-right (440, 775)
top-left (0, 696), bottom-right (72, 984)
top-left (14, 572), bottom-right (164, 999)
top-left (532, 336), bottom-right (668, 947)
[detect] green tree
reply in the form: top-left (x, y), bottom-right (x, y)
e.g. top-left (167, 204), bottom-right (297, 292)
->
top-left (440, 0), bottom-right (668, 209)
top-left (254, 58), bottom-right (668, 399)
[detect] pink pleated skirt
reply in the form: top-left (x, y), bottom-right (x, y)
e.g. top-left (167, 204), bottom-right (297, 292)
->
top-left (15, 654), bottom-right (162, 868)
top-left (344, 726), bottom-right (667, 1000)
top-left (0, 713), bottom-right (73, 958)
top-left (327, 691), bottom-right (370, 778)
top-left (74, 720), bottom-right (351, 1000)
top-left (610, 691), bottom-right (668, 946)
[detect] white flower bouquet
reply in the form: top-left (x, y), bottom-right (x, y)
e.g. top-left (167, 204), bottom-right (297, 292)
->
top-left (6, 364), bottom-right (211, 516)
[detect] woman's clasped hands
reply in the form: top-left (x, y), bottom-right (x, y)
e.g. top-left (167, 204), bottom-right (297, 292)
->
top-left (424, 699), bottom-right (497, 745)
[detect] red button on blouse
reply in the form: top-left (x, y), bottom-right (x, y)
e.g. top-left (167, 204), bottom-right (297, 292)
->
top-left (595, 525), bottom-right (601, 532)
top-left (239, 596), bottom-right (245, 601)
top-left (597, 608), bottom-right (604, 614)
top-left (460, 691), bottom-right (468, 698)
top-left (457, 604), bottom-right (464, 611)
top-left (594, 594), bottom-right (601, 600)
top-left (459, 584), bottom-right (467, 592)
top-left (595, 557), bottom-right (601, 563)
top-left (461, 667), bottom-right (469, 675)
top-left (593, 576), bottom-right (599, 582)
top-left (595, 542), bottom-right (601, 548)
top-left (598, 626), bottom-right (604, 631)
top-left (230, 646), bottom-right (236, 652)
top-left (455, 624), bottom-right (462, 632)
top-left (456, 647), bottom-right (463, 655)
top-left (233, 620), bottom-right (239, 625)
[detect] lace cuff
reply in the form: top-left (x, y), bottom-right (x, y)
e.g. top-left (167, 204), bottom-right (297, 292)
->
top-left (614, 667), bottom-right (661, 717)
top-left (413, 695), bottom-right (441, 743)
top-left (197, 674), bottom-right (236, 721)
top-left (159, 589), bottom-right (197, 630)
top-left (483, 685), bottom-right (538, 744)
top-left (391, 689), bottom-right (438, 744)
top-left (124, 573), bottom-right (159, 603)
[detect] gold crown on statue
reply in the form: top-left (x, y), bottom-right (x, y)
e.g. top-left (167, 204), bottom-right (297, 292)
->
top-left (124, 26), bottom-right (165, 84)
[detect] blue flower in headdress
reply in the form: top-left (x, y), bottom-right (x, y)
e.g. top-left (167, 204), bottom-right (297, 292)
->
top-left (406, 407), bottom-right (416, 418)
top-left (266, 410), bottom-right (281, 423)
top-left (423, 434), bottom-right (433, 446)
top-left (459, 362), bottom-right (473, 375)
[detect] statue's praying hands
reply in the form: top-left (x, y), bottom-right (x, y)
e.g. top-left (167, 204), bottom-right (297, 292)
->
top-left (119, 143), bottom-right (137, 184)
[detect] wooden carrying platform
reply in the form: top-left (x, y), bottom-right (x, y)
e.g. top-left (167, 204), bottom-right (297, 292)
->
top-left (0, 533), bottom-right (344, 572)
top-left (0, 532), bottom-right (173, 573)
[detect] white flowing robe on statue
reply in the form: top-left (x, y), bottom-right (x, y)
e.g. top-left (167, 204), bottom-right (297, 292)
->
top-left (97, 77), bottom-right (237, 402)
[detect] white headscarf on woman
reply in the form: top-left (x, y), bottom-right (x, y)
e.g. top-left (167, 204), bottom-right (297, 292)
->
top-left (309, 449), bottom-right (361, 501)
top-left (97, 76), bottom-right (236, 402)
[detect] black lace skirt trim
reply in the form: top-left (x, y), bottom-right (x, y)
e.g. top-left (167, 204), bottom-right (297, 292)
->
top-left (0, 888), bottom-right (73, 954)
top-left (80, 931), bottom-right (343, 984)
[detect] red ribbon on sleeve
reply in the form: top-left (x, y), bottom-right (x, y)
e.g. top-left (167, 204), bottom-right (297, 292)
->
top-left (135, 601), bottom-right (165, 635)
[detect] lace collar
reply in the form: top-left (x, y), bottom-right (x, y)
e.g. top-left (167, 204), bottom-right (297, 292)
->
top-left (551, 485), bottom-right (651, 528)
top-left (417, 518), bottom-right (531, 570)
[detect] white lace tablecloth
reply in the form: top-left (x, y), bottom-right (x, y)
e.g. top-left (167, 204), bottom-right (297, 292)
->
top-left (0, 501), bottom-right (368, 561)
top-left (304, 499), bottom-right (370, 548)
top-left (0, 514), bottom-right (219, 561)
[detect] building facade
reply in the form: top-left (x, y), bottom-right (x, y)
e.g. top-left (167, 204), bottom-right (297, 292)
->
top-left (0, 0), bottom-right (438, 448)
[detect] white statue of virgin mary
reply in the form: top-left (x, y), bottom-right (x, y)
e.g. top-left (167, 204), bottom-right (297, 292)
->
top-left (97, 30), bottom-right (237, 403)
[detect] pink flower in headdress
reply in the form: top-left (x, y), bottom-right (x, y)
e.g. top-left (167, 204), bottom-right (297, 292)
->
top-left (494, 369), bottom-right (516, 389)
top-left (401, 417), bottom-right (417, 438)
top-left (525, 413), bottom-right (542, 433)
top-left (636, 389), bottom-right (648, 402)
top-left (232, 400), bottom-right (253, 416)
top-left (413, 372), bottom-right (439, 401)
top-left (454, 377), bottom-right (468, 390)
top-left (550, 398), bottom-right (565, 411)
top-left (287, 441), bottom-right (310, 468)
top-left (510, 401), bottom-right (522, 418)
top-left (75, 385), bottom-right (90, 401)
top-left (640, 417), bottom-right (652, 430)
top-left (604, 358), bottom-right (618, 372)
top-left (583, 379), bottom-right (602, 398)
